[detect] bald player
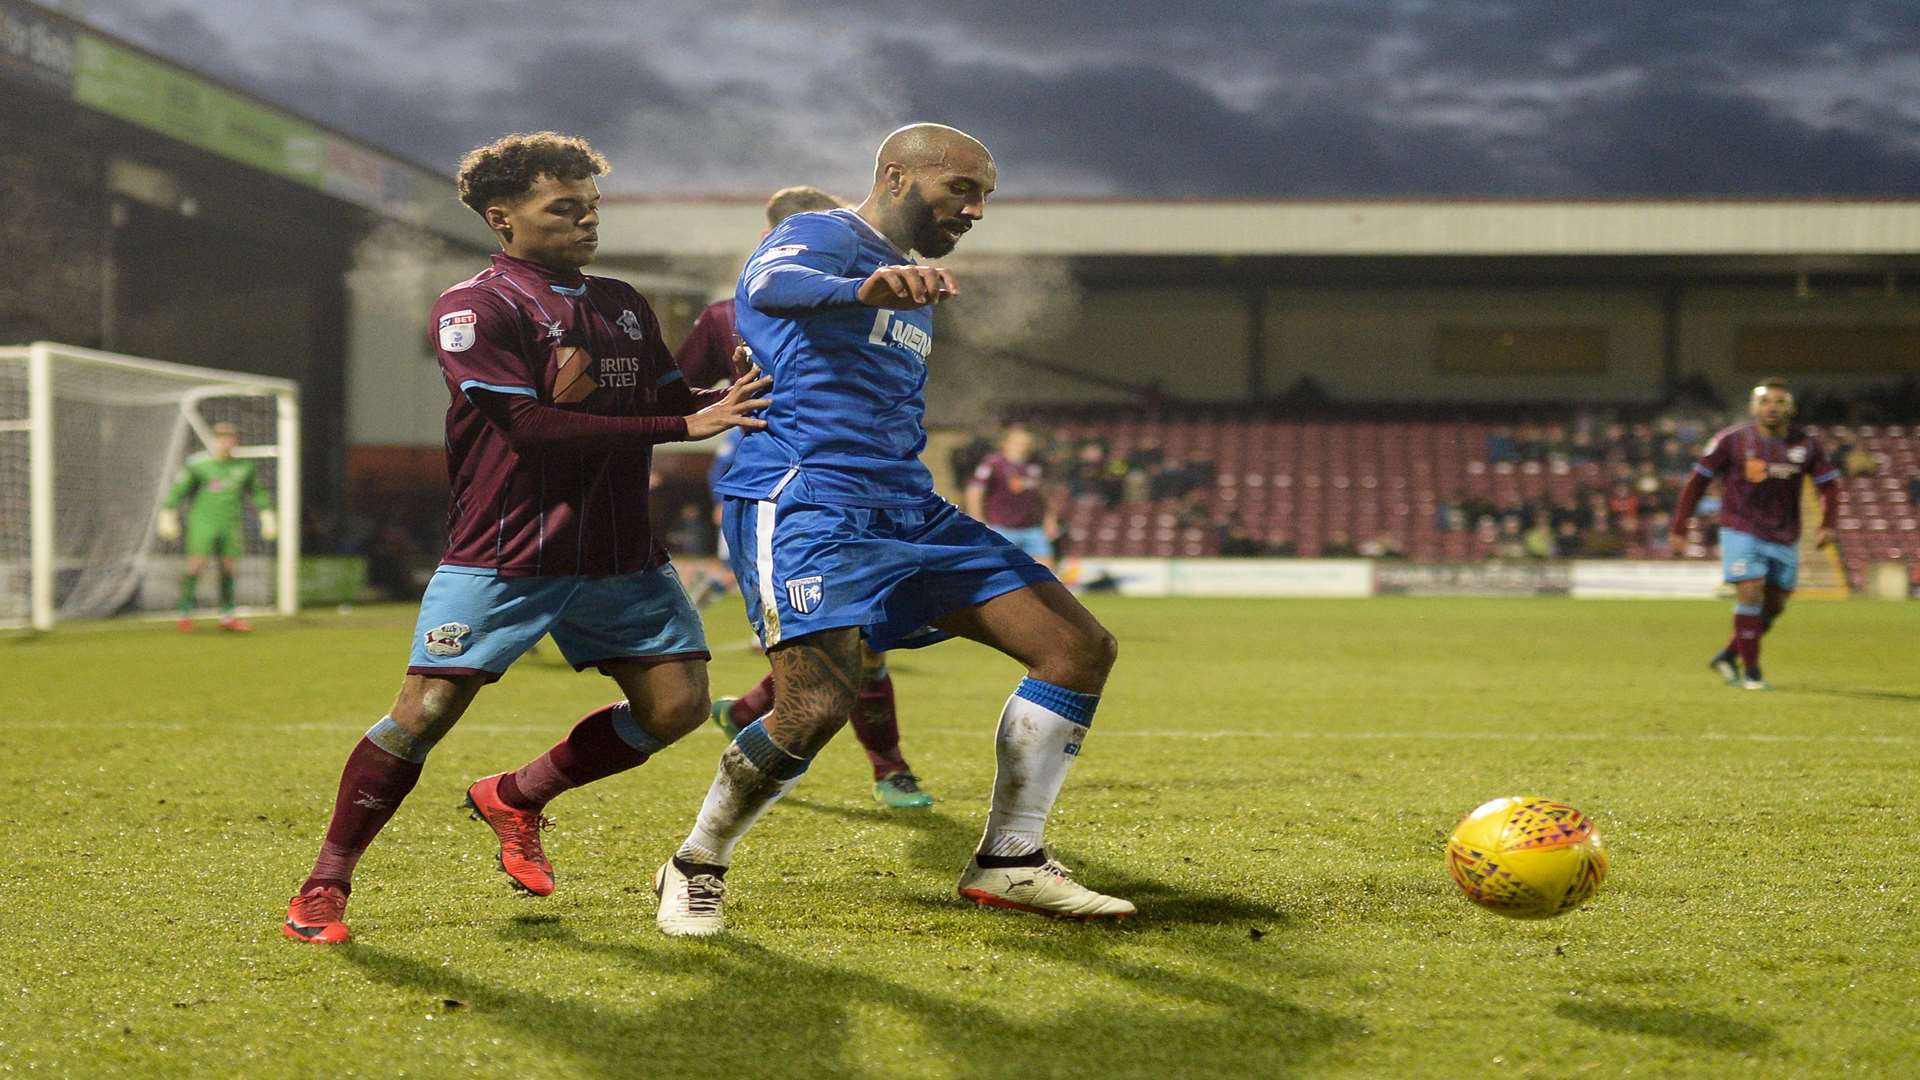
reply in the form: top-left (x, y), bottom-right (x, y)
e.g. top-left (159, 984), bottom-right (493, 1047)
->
top-left (652, 124), bottom-right (1133, 937)
top-left (685, 186), bottom-right (936, 812)
top-left (1671, 378), bottom-right (1841, 690)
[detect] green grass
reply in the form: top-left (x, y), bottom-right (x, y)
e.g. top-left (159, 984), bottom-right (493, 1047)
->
top-left (4, 596), bottom-right (1917, 1078)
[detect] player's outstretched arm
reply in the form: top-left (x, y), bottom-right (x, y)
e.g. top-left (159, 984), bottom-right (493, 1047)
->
top-left (741, 217), bottom-right (865, 317)
top-left (857, 265), bottom-right (958, 310)
top-left (470, 390), bottom-right (696, 452)
top-left (685, 366), bottom-right (772, 441)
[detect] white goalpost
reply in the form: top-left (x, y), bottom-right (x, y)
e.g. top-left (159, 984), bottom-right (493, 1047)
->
top-left (0, 342), bottom-right (301, 630)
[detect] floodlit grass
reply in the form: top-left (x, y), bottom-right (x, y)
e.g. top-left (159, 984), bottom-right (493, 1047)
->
top-left (4, 596), bottom-right (1917, 1077)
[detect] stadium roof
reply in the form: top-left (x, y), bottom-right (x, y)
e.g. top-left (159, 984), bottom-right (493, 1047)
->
top-left (598, 197), bottom-right (1920, 259)
top-left (1, 0), bottom-right (488, 245)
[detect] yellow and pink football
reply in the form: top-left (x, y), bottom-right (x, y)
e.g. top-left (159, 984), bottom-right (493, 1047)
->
top-left (1446, 796), bottom-right (1608, 919)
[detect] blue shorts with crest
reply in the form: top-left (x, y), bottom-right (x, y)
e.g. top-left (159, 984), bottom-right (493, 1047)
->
top-left (722, 488), bottom-right (1054, 651)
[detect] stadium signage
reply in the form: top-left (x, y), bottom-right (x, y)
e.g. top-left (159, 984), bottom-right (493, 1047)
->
top-left (1569, 561), bottom-right (1724, 599)
top-left (1374, 561), bottom-right (1572, 597)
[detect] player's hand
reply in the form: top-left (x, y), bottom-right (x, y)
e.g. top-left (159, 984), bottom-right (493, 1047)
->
top-left (728, 344), bottom-right (754, 380)
top-left (686, 364), bottom-right (772, 440)
top-left (1816, 526), bottom-right (1836, 548)
top-left (259, 509), bottom-right (279, 543)
top-left (1667, 529), bottom-right (1688, 555)
top-left (858, 265), bottom-right (957, 309)
top-left (156, 508), bottom-right (181, 543)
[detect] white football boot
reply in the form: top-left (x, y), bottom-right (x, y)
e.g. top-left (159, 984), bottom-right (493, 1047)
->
top-left (654, 860), bottom-right (728, 937)
top-left (957, 856), bottom-right (1136, 920)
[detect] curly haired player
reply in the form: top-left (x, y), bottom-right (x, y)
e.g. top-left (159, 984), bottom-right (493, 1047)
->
top-left (283, 132), bottom-right (770, 943)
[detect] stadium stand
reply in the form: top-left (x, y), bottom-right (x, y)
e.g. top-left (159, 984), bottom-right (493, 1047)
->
top-left (1022, 415), bottom-right (1919, 586)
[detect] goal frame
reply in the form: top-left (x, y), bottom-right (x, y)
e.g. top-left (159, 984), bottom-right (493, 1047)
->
top-left (4, 341), bottom-right (301, 630)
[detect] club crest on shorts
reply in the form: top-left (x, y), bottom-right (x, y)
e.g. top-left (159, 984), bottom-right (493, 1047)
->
top-left (423, 621), bottom-right (472, 656)
top-left (785, 576), bottom-right (824, 615)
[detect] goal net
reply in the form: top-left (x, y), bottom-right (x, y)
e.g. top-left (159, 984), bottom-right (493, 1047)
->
top-left (0, 342), bottom-right (300, 630)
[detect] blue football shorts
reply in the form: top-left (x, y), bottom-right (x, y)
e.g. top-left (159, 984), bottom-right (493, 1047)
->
top-left (406, 563), bottom-right (709, 682)
top-left (722, 487), bottom-right (1055, 651)
top-left (1720, 528), bottom-right (1799, 591)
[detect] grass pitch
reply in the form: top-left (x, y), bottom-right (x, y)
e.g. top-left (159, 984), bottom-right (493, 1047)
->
top-left (4, 595), bottom-right (1917, 1078)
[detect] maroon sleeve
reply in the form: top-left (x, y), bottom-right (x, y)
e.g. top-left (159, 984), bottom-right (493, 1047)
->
top-left (1808, 437), bottom-right (1842, 486)
top-left (1672, 471), bottom-right (1710, 529)
top-left (469, 391), bottom-right (687, 451)
top-left (1694, 430), bottom-right (1732, 478)
top-left (432, 289), bottom-right (537, 398)
top-left (673, 304), bottom-right (733, 389)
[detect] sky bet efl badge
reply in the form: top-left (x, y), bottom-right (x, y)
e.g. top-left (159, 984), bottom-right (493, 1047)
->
top-left (438, 310), bottom-right (477, 352)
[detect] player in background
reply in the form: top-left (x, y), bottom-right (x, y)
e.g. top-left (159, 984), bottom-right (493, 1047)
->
top-left (1670, 378), bottom-right (1841, 690)
top-left (677, 185), bottom-right (844, 609)
top-left (654, 124), bottom-right (1132, 938)
top-left (965, 423), bottom-right (1060, 568)
top-left (156, 421), bottom-right (277, 631)
top-left (675, 186), bottom-right (845, 391)
top-left (282, 132), bottom-right (770, 943)
top-left (685, 186), bottom-right (933, 810)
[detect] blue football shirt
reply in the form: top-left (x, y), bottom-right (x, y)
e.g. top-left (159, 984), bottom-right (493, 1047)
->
top-left (714, 209), bottom-right (938, 508)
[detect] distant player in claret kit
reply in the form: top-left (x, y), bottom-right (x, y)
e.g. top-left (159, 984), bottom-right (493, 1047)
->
top-left (1670, 379), bottom-right (1841, 690)
top-left (965, 423), bottom-right (1060, 568)
top-left (281, 132), bottom-right (770, 944)
top-left (157, 421), bottom-right (277, 632)
top-left (653, 123), bottom-right (1132, 938)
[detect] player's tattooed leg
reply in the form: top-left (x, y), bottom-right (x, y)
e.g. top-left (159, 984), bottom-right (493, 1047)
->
top-left (764, 628), bottom-right (864, 757)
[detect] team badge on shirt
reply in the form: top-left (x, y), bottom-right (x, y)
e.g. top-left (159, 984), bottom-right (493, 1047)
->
top-left (785, 576), bottom-right (824, 614)
top-left (617, 309), bottom-right (645, 341)
top-left (423, 622), bottom-right (472, 656)
top-left (438, 310), bottom-right (477, 352)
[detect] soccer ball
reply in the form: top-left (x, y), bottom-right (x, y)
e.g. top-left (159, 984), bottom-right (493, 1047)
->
top-left (1446, 796), bottom-right (1608, 919)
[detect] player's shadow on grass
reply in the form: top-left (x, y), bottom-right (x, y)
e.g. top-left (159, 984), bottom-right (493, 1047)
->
top-left (779, 794), bottom-right (1289, 928)
top-left (341, 922), bottom-right (1361, 1077)
top-left (1786, 684), bottom-right (1920, 704)
top-left (1553, 1000), bottom-right (1776, 1052)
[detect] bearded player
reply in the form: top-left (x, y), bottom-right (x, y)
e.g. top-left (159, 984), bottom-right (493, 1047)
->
top-left (1671, 378), bottom-right (1841, 690)
top-left (282, 132), bottom-right (770, 943)
top-left (684, 186), bottom-right (936, 811)
top-left (653, 124), bottom-right (1132, 937)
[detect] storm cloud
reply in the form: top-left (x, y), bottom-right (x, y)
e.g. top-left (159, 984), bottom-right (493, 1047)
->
top-left (55, 0), bottom-right (1920, 196)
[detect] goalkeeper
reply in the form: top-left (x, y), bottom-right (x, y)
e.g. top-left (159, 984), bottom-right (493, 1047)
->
top-left (156, 421), bottom-right (277, 631)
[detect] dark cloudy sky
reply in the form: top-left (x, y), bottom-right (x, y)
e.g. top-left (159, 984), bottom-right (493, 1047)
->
top-left (52, 0), bottom-right (1920, 198)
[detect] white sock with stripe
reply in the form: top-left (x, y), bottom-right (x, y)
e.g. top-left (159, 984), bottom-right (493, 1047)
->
top-left (977, 678), bottom-right (1099, 861)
